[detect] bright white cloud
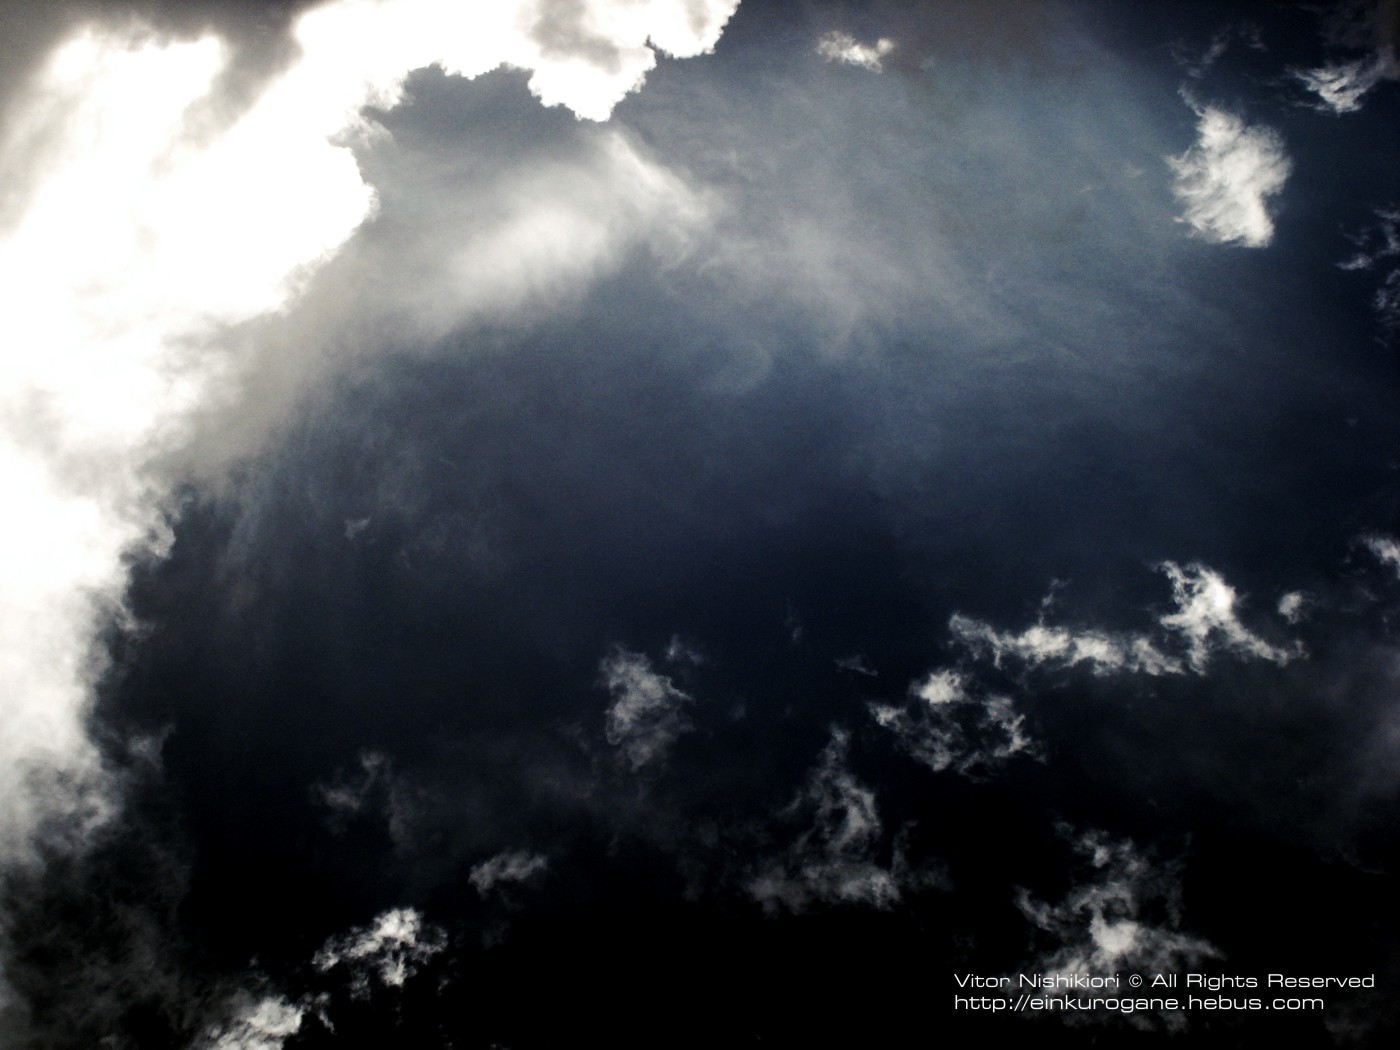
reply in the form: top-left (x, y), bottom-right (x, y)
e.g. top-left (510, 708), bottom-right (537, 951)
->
top-left (600, 648), bottom-right (694, 770)
top-left (1168, 105), bottom-right (1291, 248)
top-left (0, 0), bottom-right (734, 869)
top-left (312, 907), bottom-right (447, 998)
top-left (1158, 562), bottom-right (1295, 671)
top-left (199, 994), bottom-right (305, 1050)
top-left (816, 31), bottom-right (895, 72)
top-left (469, 849), bottom-right (549, 894)
top-left (950, 562), bottom-right (1297, 677)
top-left (870, 669), bottom-right (1036, 776)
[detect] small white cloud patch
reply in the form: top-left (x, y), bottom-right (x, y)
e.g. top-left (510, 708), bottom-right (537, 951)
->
top-left (311, 908), bottom-right (447, 999)
top-left (469, 850), bottom-right (549, 894)
top-left (1168, 105), bottom-right (1291, 248)
top-left (870, 669), bottom-right (1036, 776)
top-left (1338, 208), bottom-right (1400, 335)
top-left (1277, 591), bottom-right (1308, 624)
top-left (816, 31), bottom-right (895, 72)
top-left (600, 647), bottom-right (694, 770)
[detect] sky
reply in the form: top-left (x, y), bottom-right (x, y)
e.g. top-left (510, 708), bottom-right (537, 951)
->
top-left (1, 0), bottom-right (1399, 1047)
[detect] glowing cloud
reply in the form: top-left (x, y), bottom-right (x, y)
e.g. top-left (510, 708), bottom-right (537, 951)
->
top-left (1168, 105), bottom-right (1291, 248)
top-left (0, 0), bottom-right (736, 896)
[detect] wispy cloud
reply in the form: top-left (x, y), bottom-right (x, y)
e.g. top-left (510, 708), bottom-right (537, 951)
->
top-left (1296, 55), bottom-right (1397, 113)
top-left (1339, 208), bottom-right (1400, 337)
top-left (748, 729), bottom-right (939, 913)
top-left (951, 614), bottom-right (1181, 676)
top-left (1171, 22), bottom-right (1265, 80)
top-left (600, 647), bottom-right (695, 770)
top-left (311, 907), bottom-right (447, 999)
top-left (951, 562), bottom-right (1297, 677)
top-left (311, 750), bottom-right (419, 851)
top-left (1168, 104), bottom-right (1291, 247)
top-left (469, 849), bottom-right (549, 895)
top-left (1294, 0), bottom-right (1399, 114)
top-left (195, 907), bottom-right (449, 1048)
top-left (1016, 828), bottom-right (1219, 1029)
top-left (870, 669), bottom-right (1036, 776)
